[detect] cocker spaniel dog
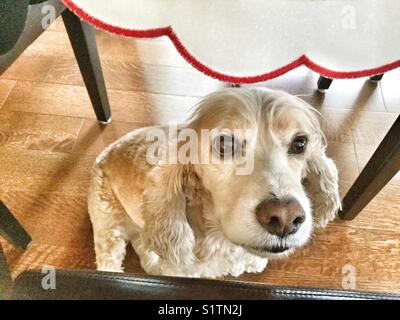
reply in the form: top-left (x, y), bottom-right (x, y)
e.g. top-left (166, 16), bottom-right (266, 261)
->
top-left (88, 88), bottom-right (341, 278)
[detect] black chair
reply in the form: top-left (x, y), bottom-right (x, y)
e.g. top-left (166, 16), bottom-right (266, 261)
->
top-left (0, 241), bottom-right (12, 299)
top-left (0, 0), bottom-right (111, 123)
top-left (12, 269), bottom-right (400, 300)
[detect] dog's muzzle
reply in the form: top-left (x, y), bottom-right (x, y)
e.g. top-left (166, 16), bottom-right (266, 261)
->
top-left (255, 197), bottom-right (306, 237)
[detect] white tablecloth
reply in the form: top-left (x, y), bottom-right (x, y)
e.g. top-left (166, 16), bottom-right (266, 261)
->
top-left (64, 0), bottom-right (400, 83)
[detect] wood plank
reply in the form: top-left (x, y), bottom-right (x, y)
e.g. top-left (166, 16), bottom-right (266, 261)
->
top-left (300, 78), bottom-right (385, 111)
top-left (319, 109), bottom-right (355, 143)
top-left (46, 57), bottom-right (226, 97)
top-left (337, 184), bottom-right (400, 232)
top-left (320, 109), bottom-right (397, 145)
top-left (355, 143), bottom-right (400, 186)
top-left (72, 119), bottom-right (148, 155)
top-left (247, 75), bottom-right (385, 111)
top-left (2, 81), bottom-right (198, 123)
top-left (0, 80), bottom-right (16, 108)
top-left (349, 111), bottom-right (398, 144)
top-left (0, 145), bottom-right (95, 195)
top-left (326, 142), bottom-right (359, 183)
top-left (0, 55), bottom-right (56, 82)
top-left (0, 190), bottom-right (92, 247)
top-left (0, 111), bottom-right (83, 153)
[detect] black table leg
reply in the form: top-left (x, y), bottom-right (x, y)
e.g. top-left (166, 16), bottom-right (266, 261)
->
top-left (340, 116), bottom-right (400, 220)
top-left (317, 76), bottom-right (333, 91)
top-left (62, 9), bottom-right (111, 124)
top-left (0, 202), bottom-right (31, 250)
top-left (0, 242), bottom-right (12, 299)
top-left (370, 74), bottom-right (384, 82)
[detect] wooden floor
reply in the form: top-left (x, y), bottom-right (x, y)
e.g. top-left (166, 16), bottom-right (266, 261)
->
top-left (1, 18), bottom-right (399, 294)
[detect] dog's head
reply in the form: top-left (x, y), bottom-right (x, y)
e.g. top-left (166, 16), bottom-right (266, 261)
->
top-left (141, 88), bottom-right (341, 265)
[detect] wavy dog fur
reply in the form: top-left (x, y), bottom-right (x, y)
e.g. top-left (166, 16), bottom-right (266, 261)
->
top-left (88, 88), bottom-right (341, 278)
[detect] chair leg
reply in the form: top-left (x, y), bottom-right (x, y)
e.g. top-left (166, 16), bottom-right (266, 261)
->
top-left (0, 202), bottom-right (31, 250)
top-left (317, 76), bottom-right (333, 92)
top-left (339, 116), bottom-right (400, 220)
top-left (62, 9), bottom-right (112, 124)
top-left (0, 242), bottom-right (12, 300)
top-left (370, 74), bottom-right (384, 82)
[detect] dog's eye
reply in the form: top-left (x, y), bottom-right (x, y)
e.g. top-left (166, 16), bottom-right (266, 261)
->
top-left (289, 136), bottom-right (308, 155)
top-left (213, 134), bottom-right (239, 157)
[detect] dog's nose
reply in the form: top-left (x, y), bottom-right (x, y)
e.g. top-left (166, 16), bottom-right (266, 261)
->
top-left (256, 198), bottom-right (305, 237)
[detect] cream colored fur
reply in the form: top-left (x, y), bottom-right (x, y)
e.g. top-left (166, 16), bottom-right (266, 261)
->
top-left (88, 88), bottom-right (341, 278)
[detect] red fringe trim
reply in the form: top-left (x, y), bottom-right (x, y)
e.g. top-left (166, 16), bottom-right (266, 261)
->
top-left (63, 0), bottom-right (400, 83)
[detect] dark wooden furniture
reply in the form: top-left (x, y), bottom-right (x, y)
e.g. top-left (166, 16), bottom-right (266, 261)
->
top-left (370, 74), bottom-right (384, 82)
top-left (0, 203), bottom-right (31, 250)
top-left (62, 9), bottom-right (111, 123)
top-left (340, 116), bottom-right (400, 220)
top-left (317, 76), bottom-right (333, 91)
top-left (317, 74), bottom-right (385, 91)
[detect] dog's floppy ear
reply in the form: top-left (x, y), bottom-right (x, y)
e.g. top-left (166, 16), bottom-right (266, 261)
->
top-left (140, 163), bottom-right (198, 266)
top-left (304, 148), bottom-right (342, 228)
top-left (297, 100), bottom-right (341, 228)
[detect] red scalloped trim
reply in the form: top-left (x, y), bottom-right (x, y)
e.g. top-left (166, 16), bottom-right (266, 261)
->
top-left (63, 0), bottom-right (400, 83)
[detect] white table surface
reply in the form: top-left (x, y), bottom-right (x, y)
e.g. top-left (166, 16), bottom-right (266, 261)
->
top-left (63, 0), bottom-right (400, 83)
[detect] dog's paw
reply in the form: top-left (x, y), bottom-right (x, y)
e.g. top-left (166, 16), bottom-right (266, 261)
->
top-left (244, 258), bottom-right (268, 274)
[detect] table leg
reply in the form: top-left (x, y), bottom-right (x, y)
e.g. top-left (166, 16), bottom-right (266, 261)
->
top-left (0, 202), bottom-right (31, 250)
top-left (370, 74), bottom-right (384, 82)
top-left (317, 76), bottom-right (333, 91)
top-left (339, 116), bottom-right (400, 220)
top-left (62, 9), bottom-right (112, 124)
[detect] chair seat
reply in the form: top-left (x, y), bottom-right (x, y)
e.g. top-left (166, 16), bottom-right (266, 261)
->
top-left (12, 269), bottom-right (400, 300)
top-left (0, 0), bottom-right (29, 54)
top-left (0, 0), bottom-right (65, 73)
